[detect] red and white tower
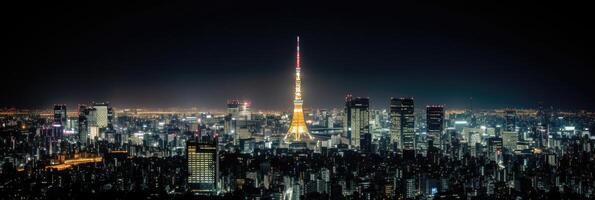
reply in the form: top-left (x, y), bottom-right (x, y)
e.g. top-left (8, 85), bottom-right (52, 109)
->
top-left (284, 36), bottom-right (313, 143)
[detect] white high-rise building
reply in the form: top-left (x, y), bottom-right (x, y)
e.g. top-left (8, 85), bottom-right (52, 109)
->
top-left (93, 103), bottom-right (109, 128)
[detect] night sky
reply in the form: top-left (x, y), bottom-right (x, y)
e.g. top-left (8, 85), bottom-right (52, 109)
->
top-left (4, 2), bottom-right (595, 110)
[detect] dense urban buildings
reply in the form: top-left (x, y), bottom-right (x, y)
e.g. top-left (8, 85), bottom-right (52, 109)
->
top-left (3, 100), bottom-right (595, 199)
top-left (2, 37), bottom-right (594, 199)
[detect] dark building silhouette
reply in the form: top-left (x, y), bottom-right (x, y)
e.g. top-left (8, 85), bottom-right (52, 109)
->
top-left (426, 105), bottom-right (444, 149)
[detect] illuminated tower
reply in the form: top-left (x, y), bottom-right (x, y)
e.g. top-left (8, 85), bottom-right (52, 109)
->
top-left (284, 36), bottom-right (313, 143)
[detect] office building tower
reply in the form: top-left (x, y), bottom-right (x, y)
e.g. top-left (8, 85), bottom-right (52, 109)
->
top-left (86, 107), bottom-right (98, 128)
top-left (224, 100), bottom-right (240, 136)
top-left (426, 105), bottom-right (444, 149)
top-left (390, 97), bottom-right (415, 152)
top-left (224, 115), bottom-right (236, 136)
top-left (92, 102), bottom-right (110, 128)
top-left (65, 117), bottom-right (77, 130)
top-left (53, 104), bottom-right (67, 126)
top-left (344, 96), bottom-right (370, 149)
top-left (320, 109), bottom-right (334, 128)
top-left (227, 100), bottom-right (240, 118)
top-left (488, 137), bottom-right (503, 162)
top-left (361, 133), bottom-right (372, 153)
top-left (78, 105), bottom-right (89, 144)
top-left (89, 126), bottom-right (99, 141)
top-left (239, 101), bottom-right (252, 120)
top-left (505, 110), bottom-right (516, 132)
top-left (187, 138), bottom-right (219, 194)
top-left (107, 106), bottom-right (114, 129)
top-left (502, 131), bottom-right (518, 151)
top-left (52, 104), bottom-right (67, 138)
top-left (284, 36), bottom-right (313, 143)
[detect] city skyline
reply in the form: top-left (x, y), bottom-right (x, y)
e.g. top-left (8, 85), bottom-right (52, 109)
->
top-left (3, 2), bottom-right (595, 199)
top-left (4, 2), bottom-right (595, 110)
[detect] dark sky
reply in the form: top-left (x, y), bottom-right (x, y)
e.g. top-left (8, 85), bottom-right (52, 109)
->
top-left (4, 1), bottom-right (595, 110)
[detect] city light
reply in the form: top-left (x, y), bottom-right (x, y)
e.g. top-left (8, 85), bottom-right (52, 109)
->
top-left (2, 2), bottom-right (594, 199)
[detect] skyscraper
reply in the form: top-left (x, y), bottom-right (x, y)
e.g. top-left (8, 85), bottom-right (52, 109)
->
top-left (187, 138), bottom-right (219, 194)
top-left (343, 95), bottom-right (370, 149)
top-left (53, 104), bottom-right (67, 138)
top-left (502, 131), bottom-right (518, 151)
top-left (224, 100), bottom-right (240, 136)
top-left (502, 110), bottom-right (517, 152)
top-left (227, 100), bottom-right (241, 118)
top-left (92, 102), bottom-right (110, 128)
top-left (107, 106), bottom-right (114, 130)
top-left (239, 101), bottom-right (252, 121)
top-left (390, 98), bottom-right (415, 152)
top-left (426, 105), bottom-right (444, 149)
top-left (284, 36), bottom-right (313, 143)
top-left (53, 104), bottom-right (67, 126)
top-left (361, 133), bottom-right (372, 153)
top-left (505, 110), bottom-right (516, 132)
top-left (78, 105), bottom-right (89, 144)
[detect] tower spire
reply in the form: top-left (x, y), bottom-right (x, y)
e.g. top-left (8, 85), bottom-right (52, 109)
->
top-left (295, 36), bottom-right (302, 101)
top-left (284, 36), bottom-right (313, 143)
top-left (297, 36), bottom-right (300, 69)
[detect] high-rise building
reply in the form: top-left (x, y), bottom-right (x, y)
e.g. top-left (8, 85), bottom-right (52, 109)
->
top-left (284, 36), bottom-right (313, 143)
top-left (505, 110), bottom-right (516, 132)
top-left (344, 95), bottom-right (370, 149)
top-left (320, 109), bottom-right (334, 128)
top-left (239, 101), bottom-right (252, 121)
top-left (53, 104), bottom-right (67, 138)
top-left (93, 102), bottom-right (110, 128)
top-left (78, 105), bottom-right (89, 144)
top-left (107, 106), bottom-right (114, 130)
top-left (487, 137), bottom-right (503, 162)
top-left (86, 108), bottom-right (98, 128)
top-left (224, 100), bottom-right (240, 136)
top-left (187, 138), bottom-right (219, 194)
top-left (390, 98), bottom-right (415, 152)
top-left (227, 100), bottom-right (240, 118)
top-left (426, 105), bottom-right (444, 149)
top-left (502, 131), bottom-right (518, 151)
top-left (53, 104), bottom-right (67, 126)
top-left (361, 133), bottom-right (372, 153)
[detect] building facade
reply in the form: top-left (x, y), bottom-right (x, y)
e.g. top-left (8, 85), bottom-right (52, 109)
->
top-left (426, 105), bottom-right (444, 149)
top-left (344, 96), bottom-right (370, 149)
top-left (390, 98), bottom-right (415, 152)
top-left (187, 139), bottom-right (219, 194)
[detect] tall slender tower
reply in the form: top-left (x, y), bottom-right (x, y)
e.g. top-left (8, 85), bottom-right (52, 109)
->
top-left (284, 36), bottom-right (313, 143)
